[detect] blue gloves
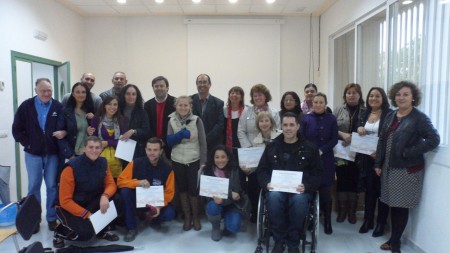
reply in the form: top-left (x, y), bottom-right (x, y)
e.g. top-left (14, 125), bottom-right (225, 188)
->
top-left (167, 128), bottom-right (191, 147)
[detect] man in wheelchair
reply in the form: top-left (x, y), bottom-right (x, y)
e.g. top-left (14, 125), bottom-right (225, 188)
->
top-left (257, 112), bottom-right (323, 253)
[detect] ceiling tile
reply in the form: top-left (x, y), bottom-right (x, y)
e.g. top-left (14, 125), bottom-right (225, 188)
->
top-left (146, 4), bottom-right (184, 14)
top-left (103, 0), bottom-right (144, 5)
top-left (112, 5), bottom-right (151, 15)
top-left (181, 4), bottom-right (217, 14)
top-left (250, 4), bottom-right (284, 14)
top-left (216, 4), bottom-right (250, 14)
top-left (63, 0), bottom-right (106, 5)
top-left (76, 5), bottom-right (119, 15)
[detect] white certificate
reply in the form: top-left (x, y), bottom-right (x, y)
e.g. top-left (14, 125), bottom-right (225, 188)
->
top-left (199, 175), bottom-right (229, 199)
top-left (238, 147), bottom-right (265, 168)
top-left (89, 200), bottom-right (118, 234)
top-left (115, 139), bottom-right (136, 162)
top-left (350, 132), bottom-right (379, 155)
top-left (333, 140), bottom-right (356, 162)
top-left (136, 186), bottom-right (164, 207)
top-left (270, 170), bottom-right (303, 194)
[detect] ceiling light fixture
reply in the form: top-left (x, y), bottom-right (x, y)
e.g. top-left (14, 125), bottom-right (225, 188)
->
top-left (155, 0), bottom-right (164, 3)
top-left (192, 0), bottom-right (201, 3)
top-left (402, 0), bottom-right (413, 4)
top-left (440, 0), bottom-right (450, 4)
top-left (266, 0), bottom-right (276, 3)
top-left (229, 0), bottom-right (238, 3)
top-left (117, 0), bottom-right (126, 4)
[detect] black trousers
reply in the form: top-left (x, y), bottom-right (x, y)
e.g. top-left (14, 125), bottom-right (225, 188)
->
top-left (172, 160), bottom-right (200, 196)
top-left (336, 162), bottom-right (359, 192)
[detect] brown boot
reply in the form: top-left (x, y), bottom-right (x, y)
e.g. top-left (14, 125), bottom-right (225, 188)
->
top-left (189, 196), bottom-right (202, 231)
top-left (336, 192), bottom-right (347, 223)
top-left (179, 193), bottom-right (192, 231)
top-left (347, 192), bottom-right (358, 224)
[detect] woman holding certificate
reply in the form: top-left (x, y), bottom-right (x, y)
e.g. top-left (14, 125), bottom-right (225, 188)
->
top-left (118, 84), bottom-right (150, 159)
top-left (88, 96), bottom-right (128, 180)
top-left (203, 145), bottom-right (246, 241)
top-left (333, 83), bottom-right (366, 224)
top-left (237, 84), bottom-right (280, 223)
top-left (356, 87), bottom-right (392, 236)
top-left (301, 93), bottom-right (338, 234)
top-left (374, 81), bottom-right (439, 253)
top-left (167, 95), bottom-right (207, 231)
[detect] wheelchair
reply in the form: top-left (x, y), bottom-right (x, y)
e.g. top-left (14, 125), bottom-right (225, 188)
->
top-left (254, 190), bottom-right (319, 253)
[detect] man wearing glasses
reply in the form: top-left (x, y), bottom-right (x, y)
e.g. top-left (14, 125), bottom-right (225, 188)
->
top-left (191, 74), bottom-right (225, 154)
top-left (12, 77), bottom-right (64, 233)
top-left (61, 72), bottom-right (102, 111)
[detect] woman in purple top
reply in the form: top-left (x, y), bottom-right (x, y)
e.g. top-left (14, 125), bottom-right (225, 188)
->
top-left (88, 96), bottom-right (128, 179)
top-left (301, 92), bottom-right (338, 235)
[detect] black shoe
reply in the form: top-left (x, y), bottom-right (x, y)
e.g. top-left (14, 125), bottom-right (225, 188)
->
top-left (48, 221), bottom-right (58, 231)
top-left (250, 214), bottom-right (257, 224)
top-left (271, 241), bottom-right (285, 253)
top-left (97, 231), bottom-right (119, 241)
top-left (53, 236), bottom-right (65, 248)
top-left (287, 247), bottom-right (300, 253)
top-left (372, 223), bottom-right (386, 237)
top-left (324, 219), bottom-right (333, 235)
top-left (359, 219), bottom-right (374, 233)
top-left (124, 229), bottom-right (138, 242)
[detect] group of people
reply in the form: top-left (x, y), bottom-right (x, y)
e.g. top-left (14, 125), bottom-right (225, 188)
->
top-left (11, 71), bottom-right (439, 253)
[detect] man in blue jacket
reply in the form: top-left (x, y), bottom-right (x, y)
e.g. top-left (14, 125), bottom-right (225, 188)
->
top-left (12, 77), bottom-right (64, 232)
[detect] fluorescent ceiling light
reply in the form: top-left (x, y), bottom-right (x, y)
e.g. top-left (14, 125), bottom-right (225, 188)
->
top-left (402, 0), bottom-right (413, 4)
top-left (192, 0), bottom-right (201, 3)
top-left (117, 0), bottom-right (127, 4)
top-left (155, 0), bottom-right (164, 3)
top-left (266, 0), bottom-right (276, 3)
top-left (229, 0), bottom-right (238, 3)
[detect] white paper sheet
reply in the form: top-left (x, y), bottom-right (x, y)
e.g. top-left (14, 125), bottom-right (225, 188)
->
top-left (350, 132), bottom-right (379, 155)
top-left (115, 139), bottom-right (137, 162)
top-left (270, 170), bottom-right (303, 194)
top-left (199, 175), bottom-right (229, 199)
top-left (237, 147), bottom-right (265, 168)
top-left (89, 200), bottom-right (117, 234)
top-left (136, 186), bottom-right (164, 207)
top-left (333, 140), bottom-right (356, 162)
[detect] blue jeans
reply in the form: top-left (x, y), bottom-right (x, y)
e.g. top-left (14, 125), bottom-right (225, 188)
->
top-left (24, 152), bottom-right (58, 221)
top-left (266, 191), bottom-right (312, 248)
top-left (120, 187), bottom-right (176, 230)
top-left (205, 200), bottom-right (242, 233)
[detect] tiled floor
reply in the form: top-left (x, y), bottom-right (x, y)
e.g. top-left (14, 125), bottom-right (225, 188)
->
top-left (0, 211), bottom-right (421, 253)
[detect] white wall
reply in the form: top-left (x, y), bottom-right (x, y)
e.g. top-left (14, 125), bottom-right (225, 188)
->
top-left (0, 0), bottom-right (84, 201)
top-left (84, 16), bottom-right (319, 107)
top-left (320, 1), bottom-right (450, 252)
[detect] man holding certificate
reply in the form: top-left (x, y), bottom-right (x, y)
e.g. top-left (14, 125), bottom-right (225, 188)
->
top-left (117, 137), bottom-right (175, 242)
top-left (257, 112), bottom-right (323, 253)
top-left (53, 136), bottom-right (119, 248)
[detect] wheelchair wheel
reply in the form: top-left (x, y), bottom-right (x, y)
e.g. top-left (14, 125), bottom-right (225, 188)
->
top-left (310, 192), bottom-right (319, 253)
top-left (255, 190), bottom-right (270, 253)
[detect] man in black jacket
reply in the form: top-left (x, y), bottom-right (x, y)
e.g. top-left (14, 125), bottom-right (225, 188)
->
top-left (144, 76), bottom-right (176, 159)
top-left (191, 74), bottom-right (224, 154)
top-left (12, 77), bottom-right (64, 232)
top-left (257, 112), bottom-right (323, 253)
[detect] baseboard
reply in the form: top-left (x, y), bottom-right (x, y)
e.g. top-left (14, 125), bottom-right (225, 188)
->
top-left (404, 238), bottom-right (427, 253)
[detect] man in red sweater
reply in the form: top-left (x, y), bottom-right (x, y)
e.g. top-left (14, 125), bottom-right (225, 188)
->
top-left (53, 136), bottom-right (120, 248)
top-left (117, 137), bottom-right (175, 242)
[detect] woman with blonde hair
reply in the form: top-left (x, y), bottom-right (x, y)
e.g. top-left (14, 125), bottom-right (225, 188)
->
top-left (167, 95), bottom-right (207, 231)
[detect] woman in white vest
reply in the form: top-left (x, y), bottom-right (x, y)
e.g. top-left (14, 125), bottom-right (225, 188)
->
top-left (167, 95), bottom-right (207, 232)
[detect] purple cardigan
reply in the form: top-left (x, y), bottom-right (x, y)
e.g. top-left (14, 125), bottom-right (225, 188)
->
top-left (90, 116), bottom-right (128, 148)
top-left (301, 112), bottom-right (338, 187)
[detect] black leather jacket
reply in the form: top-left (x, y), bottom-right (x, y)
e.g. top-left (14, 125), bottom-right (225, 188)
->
top-left (374, 108), bottom-right (440, 169)
top-left (257, 133), bottom-right (323, 193)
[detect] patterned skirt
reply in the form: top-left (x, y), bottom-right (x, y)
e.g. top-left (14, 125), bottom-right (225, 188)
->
top-left (380, 131), bottom-right (424, 208)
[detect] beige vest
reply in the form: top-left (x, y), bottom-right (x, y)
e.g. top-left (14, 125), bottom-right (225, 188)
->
top-left (169, 114), bottom-right (200, 164)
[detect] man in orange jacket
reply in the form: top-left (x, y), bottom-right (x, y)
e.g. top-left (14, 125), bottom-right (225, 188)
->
top-left (117, 137), bottom-right (176, 242)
